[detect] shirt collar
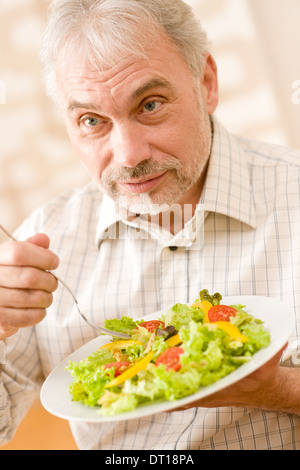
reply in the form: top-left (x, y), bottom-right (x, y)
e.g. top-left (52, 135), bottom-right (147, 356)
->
top-left (200, 119), bottom-right (257, 229)
top-left (95, 193), bottom-right (125, 245)
top-left (95, 118), bottom-right (257, 247)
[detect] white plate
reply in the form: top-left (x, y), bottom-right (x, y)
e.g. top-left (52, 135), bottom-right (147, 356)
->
top-left (40, 296), bottom-right (295, 422)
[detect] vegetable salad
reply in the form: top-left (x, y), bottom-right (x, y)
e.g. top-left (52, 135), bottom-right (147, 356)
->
top-left (67, 290), bottom-right (270, 416)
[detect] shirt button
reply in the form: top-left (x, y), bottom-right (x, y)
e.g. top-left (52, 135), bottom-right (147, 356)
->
top-left (169, 246), bottom-right (178, 251)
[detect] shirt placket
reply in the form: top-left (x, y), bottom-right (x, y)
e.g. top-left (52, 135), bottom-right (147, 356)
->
top-left (158, 246), bottom-right (189, 309)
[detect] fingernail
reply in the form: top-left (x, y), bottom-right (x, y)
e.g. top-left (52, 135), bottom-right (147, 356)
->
top-left (52, 255), bottom-right (60, 269)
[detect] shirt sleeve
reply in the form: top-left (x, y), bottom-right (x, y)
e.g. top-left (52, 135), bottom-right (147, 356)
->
top-left (0, 341), bottom-right (6, 364)
top-left (0, 214), bottom-right (45, 446)
top-left (0, 328), bottom-right (41, 446)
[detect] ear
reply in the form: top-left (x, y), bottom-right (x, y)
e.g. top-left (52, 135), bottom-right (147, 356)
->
top-left (200, 53), bottom-right (219, 114)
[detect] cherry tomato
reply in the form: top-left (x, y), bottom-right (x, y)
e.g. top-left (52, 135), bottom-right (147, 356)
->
top-left (155, 347), bottom-right (184, 371)
top-left (103, 361), bottom-right (130, 377)
top-left (139, 320), bottom-right (165, 333)
top-left (208, 305), bottom-right (238, 322)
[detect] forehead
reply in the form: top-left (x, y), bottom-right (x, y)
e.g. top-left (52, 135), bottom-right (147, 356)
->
top-left (55, 34), bottom-right (194, 106)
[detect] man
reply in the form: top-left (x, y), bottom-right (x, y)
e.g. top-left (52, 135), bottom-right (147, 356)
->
top-left (0, 0), bottom-right (300, 450)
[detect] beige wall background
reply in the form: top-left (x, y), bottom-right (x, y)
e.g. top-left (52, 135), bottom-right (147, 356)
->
top-left (0, 0), bottom-right (300, 451)
top-left (1, 0), bottom-right (300, 245)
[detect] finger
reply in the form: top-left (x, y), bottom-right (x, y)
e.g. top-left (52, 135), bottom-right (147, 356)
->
top-left (0, 286), bottom-right (53, 309)
top-left (25, 233), bottom-right (50, 249)
top-left (0, 240), bottom-right (59, 271)
top-left (0, 266), bottom-right (58, 292)
top-left (0, 306), bottom-right (47, 332)
top-left (0, 324), bottom-right (18, 340)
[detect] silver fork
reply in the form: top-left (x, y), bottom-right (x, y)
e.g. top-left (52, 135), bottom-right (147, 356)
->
top-left (0, 224), bottom-right (131, 339)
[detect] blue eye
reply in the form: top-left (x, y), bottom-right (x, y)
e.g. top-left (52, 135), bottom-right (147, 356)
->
top-left (143, 101), bottom-right (162, 112)
top-left (83, 116), bottom-right (101, 127)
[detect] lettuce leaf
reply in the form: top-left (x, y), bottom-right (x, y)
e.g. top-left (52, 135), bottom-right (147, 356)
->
top-left (98, 392), bottom-right (138, 416)
top-left (67, 348), bottom-right (115, 406)
top-left (230, 305), bottom-right (271, 353)
top-left (165, 303), bottom-right (203, 329)
top-left (104, 316), bottom-right (142, 335)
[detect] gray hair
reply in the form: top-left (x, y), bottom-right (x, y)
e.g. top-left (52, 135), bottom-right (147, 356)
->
top-left (40, 0), bottom-right (210, 102)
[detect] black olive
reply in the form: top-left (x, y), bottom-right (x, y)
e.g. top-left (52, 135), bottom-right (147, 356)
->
top-left (156, 325), bottom-right (178, 339)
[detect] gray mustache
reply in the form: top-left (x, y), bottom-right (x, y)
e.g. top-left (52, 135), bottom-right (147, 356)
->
top-left (103, 160), bottom-right (181, 183)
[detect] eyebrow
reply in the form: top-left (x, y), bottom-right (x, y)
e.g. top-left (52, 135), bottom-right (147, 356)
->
top-left (68, 100), bottom-right (99, 113)
top-left (131, 78), bottom-right (174, 100)
top-left (67, 78), bottom-right (174, 113)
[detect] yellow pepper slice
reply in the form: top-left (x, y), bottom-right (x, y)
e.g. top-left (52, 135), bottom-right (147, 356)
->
top-left (212, 321), bottom-right (248, 343)
top-left (165, 333), bottom-right (182, 347)
top-left (99, 340), bottom-right (142, 350)
top-left (192, 300), bottom-right (213, 324)
top-left (105, 334), bottom-right (183, 387)
top-left (105, 351), bottom-right (154, 388)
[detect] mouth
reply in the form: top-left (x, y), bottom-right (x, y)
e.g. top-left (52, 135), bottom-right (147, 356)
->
top-left (117, 171), bottom-right (168, 194)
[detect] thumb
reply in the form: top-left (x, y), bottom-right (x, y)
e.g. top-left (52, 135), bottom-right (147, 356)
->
top-left (26, 233), bottom-right (51, 249)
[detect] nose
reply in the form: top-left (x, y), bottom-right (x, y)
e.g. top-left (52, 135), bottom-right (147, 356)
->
top-left (110, 121), bottom-right (152, 168)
